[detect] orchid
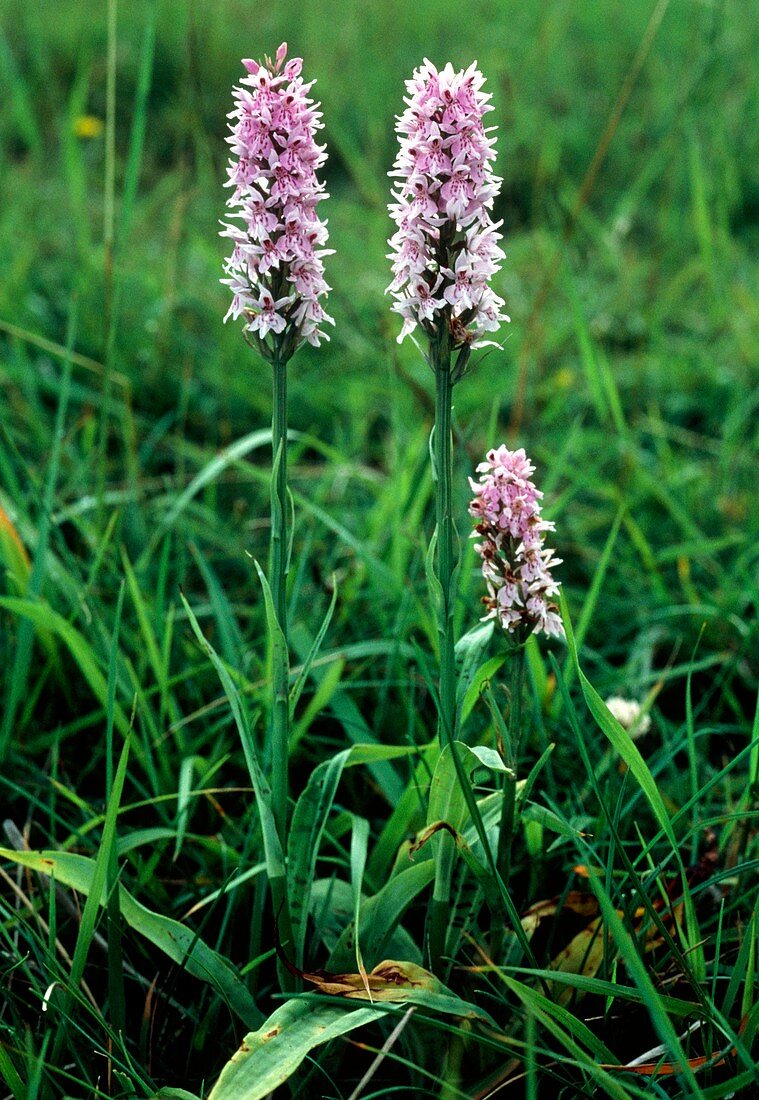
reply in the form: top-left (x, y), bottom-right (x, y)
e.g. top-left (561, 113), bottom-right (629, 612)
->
top-left (221, 43), bottom-right (333, 359)
top-left (386, 58), bottom-right (509, 359)
top-left (387, 58), bottom-right (513, 972)
top-left (469, 445), bottom-right (564, 639)
top-left (219, 46), bottom-right (335, 938)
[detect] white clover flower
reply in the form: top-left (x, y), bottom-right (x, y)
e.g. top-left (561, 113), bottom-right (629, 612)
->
top-left (604, 696), bottom-right (652, 739)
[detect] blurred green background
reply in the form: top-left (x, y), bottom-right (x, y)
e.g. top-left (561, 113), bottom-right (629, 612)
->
top-left (2, 0), bottom-right (757, 427)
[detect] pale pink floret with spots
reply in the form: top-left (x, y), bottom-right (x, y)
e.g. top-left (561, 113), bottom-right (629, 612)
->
top-left (221, 43), bottom-right (333, 355)
top-left (386, 58), bottom-right (510, 348)
top-left (469, 447), bottom-right (564, 639)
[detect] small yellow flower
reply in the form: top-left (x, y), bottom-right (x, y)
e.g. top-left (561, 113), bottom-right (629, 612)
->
top-left (554, 367), bottom-right (575, 390)
top-left (73, 115), bottom-right (104, 139)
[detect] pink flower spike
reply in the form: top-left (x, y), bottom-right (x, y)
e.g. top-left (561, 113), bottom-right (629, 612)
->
top-left (469, 446), bottom-right (564, 640)
top-left (221, 49), bottom-right (332, 360)
top-left (387, 57), bottom-right (509, 350)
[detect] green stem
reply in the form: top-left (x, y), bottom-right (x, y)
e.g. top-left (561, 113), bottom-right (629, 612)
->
top-left (497, 644), bottom-right (524, 879)
top-left (429, 334), bottom-right (458, 975)
top-left (270, 352), bottom-right (295, 994)
top-left (492, 642), bottom-right (526, 960)
top-left (432, 338), bottom-right (456, 747)
top-left (270, 355), bottom-right (289, 852)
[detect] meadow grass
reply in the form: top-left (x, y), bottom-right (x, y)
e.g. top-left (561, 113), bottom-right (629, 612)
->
top-left (0, 0), bottom-right (758, 1096)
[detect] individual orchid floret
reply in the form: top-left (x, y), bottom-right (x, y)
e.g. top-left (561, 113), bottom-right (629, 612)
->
top-left (469, 446), bottom-right (564, 639)
top-left (221, 43), bottom-right (334, 361)
top-left (386, 58), bottom-right (509, 364)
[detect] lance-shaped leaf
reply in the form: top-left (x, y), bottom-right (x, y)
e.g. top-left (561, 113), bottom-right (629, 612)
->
top-left (288, 742), bottom-right (418, 969)
top-left (0, 847), bottom-right (262, 1028)
top-left (209, 973), bottom-right (496, 1099)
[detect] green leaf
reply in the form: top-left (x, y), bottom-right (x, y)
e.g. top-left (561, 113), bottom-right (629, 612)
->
top-left (455, 621), bottom-right (492, 688)
top-left (560, 597), bottom-right (710, 975)
top-left (311, 878), bottom-right (356, 954)
top-left (587, 872), bottom-right (704, 1094)
top-left (122, 549), bottom-right (179, 727)
top-left (288, 742), bottom-right (418, 968)
top-left (252, 559), bottom-right (289, 715)
top-left (0, 499), bottom-right (30, 595)
top-left (117, 0), bottom-right (155, 247)
top-left (420, 735), bottom-right (538, 970)
top-left (289, 581), bottom-right (337, 715)
top-left (0, 847), bottom-right (262, 1028)
top-left (290, 655), bottom-right (344, 751)
top-left (181, 594), bottom-right (284, 883)
top-left (560, 590), bottom-right (677, 850)
top-left (329, 861), bottom-right (435, 972)
top-left (310, 879), bottom-right (422, 964)
top-left (174, 754), bottom-right (204, 860)
top-left (497, 974), bottom-right (636, 1100)
top-left (54, 734), bottom-right (130, 1057)
top-left (105, 579), bottom-right (127, 1032)
top-left (520, 802), bottom-right (584, 840)
top-left (0, 1043), bottom-right (25, 1100)
top-left (367, 739), bottom-right (439, 884)
top-left (505, 967), bottom-right (699, 1018)
top-left (153, 1090), bottom-right (202, 1100)
top-left (554, 506), bottom-right (624, 714)
top-left (269, 436), bottom-right (285, 549)
top-left (209, 984), bottom-right (496, 1100)
top-left (424, 527), bottom-right (445, 628)
top-left (189, 542), bottom-right (244, 667)
top-left (0, 309), bottom-right (73, 757)
top-left (517, 743), bottom-right (555, 807)
top-left (460, 656), bottom-right (504, 727)
top-left (349, 814), bottom-right (371, 996)
top-left (428, 742), bottom-right (505, 832)
top-left (288, 752), bottom-right (348, 969)
top-left (208, 1000), bottom-right (385, 1100)
top-left (455, 620), bottom-right (502, 729)
top-left (525, 633), bottom-right (548, 709)
top-left (290, 622), bottom-right (406, 805)
top-left (412, 820), bottom-right (495, 903)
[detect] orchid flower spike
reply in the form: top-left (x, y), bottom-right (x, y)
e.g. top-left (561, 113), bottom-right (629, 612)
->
top-left (387, 58), bottom-right (509, 366)
top-left (469, 446), bottom-right (564, 639)
top-left (221, 43), bottom-right (334, 361)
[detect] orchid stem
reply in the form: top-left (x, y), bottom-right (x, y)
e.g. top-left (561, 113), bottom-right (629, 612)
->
top-left (432, 335), bottom-right (457, 749)
top-left (270, 353), bottom-right (289, 852)
top-left (497, 642), bottom-right (524, 880)
top-left (429, 332), bottom-right (458, 975)
top-left (492, 641), bottom-right (525, 960)
top-left (270, 350), bottom-right (295, 993)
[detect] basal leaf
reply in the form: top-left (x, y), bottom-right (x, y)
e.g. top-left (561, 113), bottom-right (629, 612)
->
top-left (288, 743), bottom-right (417, 968)
top-left (208, 1000), bottom-right (383, 1100)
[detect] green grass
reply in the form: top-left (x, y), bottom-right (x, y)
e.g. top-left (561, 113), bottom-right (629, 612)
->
top-left (1, 0), bottom-right (758, 1096)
